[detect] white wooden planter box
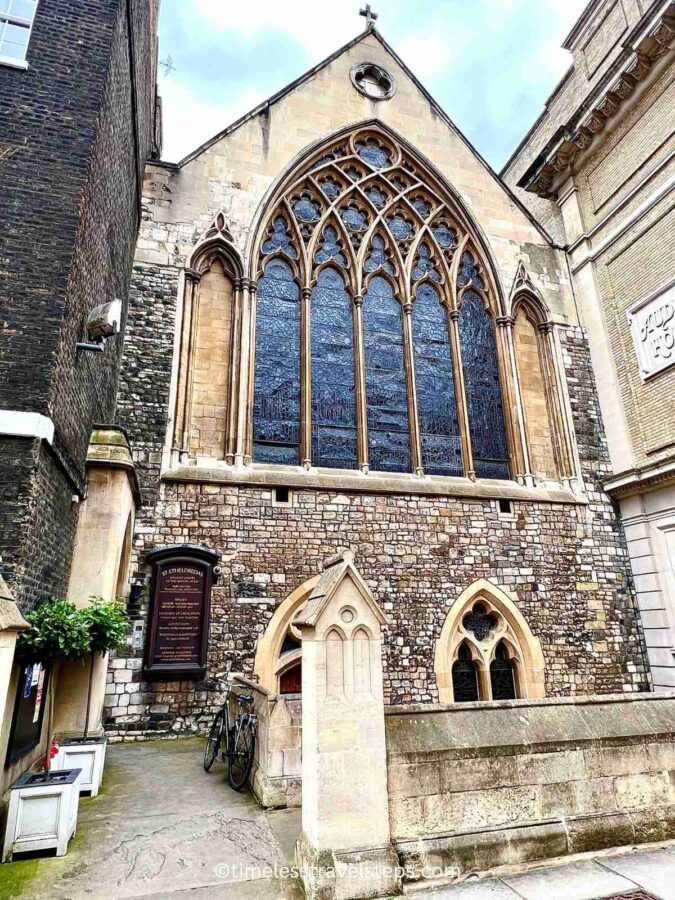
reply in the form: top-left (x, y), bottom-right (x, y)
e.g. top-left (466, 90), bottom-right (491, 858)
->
top-left (54, 737), bottom-right (106, 796)
top-left (2, 768), bottom-right (81, 861)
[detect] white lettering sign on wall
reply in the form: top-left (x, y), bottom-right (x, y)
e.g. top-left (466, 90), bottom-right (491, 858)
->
top-left (627, 282), bottom-right (675, 379)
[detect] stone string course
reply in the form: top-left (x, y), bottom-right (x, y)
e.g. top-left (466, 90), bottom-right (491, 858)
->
top-left (107, 321), bottom-right (648, 735)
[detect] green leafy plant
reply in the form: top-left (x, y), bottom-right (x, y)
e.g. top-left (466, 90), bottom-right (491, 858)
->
top-left (16, 599), bottom-right (90, 775)
top-left (77, 599), bottom-right (129, 738)
top-left (17, 598), bottom-right (90, 666)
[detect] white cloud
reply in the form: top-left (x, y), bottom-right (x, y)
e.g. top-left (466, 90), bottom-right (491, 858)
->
top-left (160, 76), bottom-right (268, 162)
top-left (191, 0), bottom-right (364, 55)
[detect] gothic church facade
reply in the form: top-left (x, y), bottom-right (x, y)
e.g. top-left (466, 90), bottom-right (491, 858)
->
top-left (107, 24), bottom-right (651, 735)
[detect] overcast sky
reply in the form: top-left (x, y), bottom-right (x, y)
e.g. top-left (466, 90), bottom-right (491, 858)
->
top-left (157, 0), bottom-right (588, 170)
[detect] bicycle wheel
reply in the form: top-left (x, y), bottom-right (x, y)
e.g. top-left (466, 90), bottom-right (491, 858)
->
top-left (228, 718), bottom-right (256, 791)
top-left (204, 710), bottom-right (224, 772)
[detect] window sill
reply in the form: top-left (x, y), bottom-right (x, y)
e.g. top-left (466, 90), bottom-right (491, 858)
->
top-left (162, 462), bottom-right (586, 505)
top-left (0, 57), bottom-right (28, 70)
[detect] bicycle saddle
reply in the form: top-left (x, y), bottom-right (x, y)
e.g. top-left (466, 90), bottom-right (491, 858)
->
top-left (237, 694), bottom-right (254, 705)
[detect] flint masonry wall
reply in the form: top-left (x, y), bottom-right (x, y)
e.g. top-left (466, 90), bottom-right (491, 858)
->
top-left (106, 322), bottom-right (648, 735)
top-left (386, 693), bottom-right (675, 876)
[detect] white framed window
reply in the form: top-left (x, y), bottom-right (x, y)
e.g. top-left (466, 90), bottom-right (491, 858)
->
top-left (0, 0), bottom-right (38, 69)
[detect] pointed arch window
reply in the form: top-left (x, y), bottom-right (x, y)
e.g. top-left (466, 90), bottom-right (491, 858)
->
top-left (490, 641), bottom-right (517, 701)
top-left (435, 581), bottom-right (546, 704)
top-left (249, 127), bottom-right (523, 480)
top-left (452, 643), bottom-right (480, 702)
top-left (412, 282), bottom-right (462, 476)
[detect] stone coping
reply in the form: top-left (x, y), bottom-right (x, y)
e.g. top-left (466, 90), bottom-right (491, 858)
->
top-left (385, 691), bottom-right (675, 716)
top-left (385, 692), bottom-right (675, 755)
top-left (164, 464), bottom-right (585, 505)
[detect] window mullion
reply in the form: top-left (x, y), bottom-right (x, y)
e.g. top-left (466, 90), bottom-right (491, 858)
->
top-left (353, 295), bottom-right (369, 472)
top-left (301, 286), bottom-right (312, 469)
top-left (402, 300), bottom-right (423, 475)
top-left (447, 308), bottom-right (475, 478)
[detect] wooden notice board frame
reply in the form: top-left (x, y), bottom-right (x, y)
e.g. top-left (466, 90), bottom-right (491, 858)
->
top-left (143, 545), bottom-right (220, 680)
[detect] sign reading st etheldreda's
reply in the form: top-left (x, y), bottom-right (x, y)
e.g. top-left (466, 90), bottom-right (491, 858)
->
top-left (143, 545), bottom-right (220, 679)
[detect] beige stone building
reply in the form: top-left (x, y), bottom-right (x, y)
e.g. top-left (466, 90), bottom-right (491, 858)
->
top-left (504, 0), bottom-right (675, 689)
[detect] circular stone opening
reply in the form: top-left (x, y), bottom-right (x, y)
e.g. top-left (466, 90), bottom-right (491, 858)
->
top-left (350, 62), bottom-right (396, 100)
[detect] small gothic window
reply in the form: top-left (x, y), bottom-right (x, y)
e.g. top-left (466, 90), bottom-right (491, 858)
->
top-left (452, 643), bottom-right (479, 703)
top-left (350, 62), bottom-right (396, 100)
top-left (490, 642), bottom-right (517, 701)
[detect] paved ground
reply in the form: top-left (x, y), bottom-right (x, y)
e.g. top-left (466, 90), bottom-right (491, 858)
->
top-left (412, 846), bottom-right (675, 900)
top-left (0, 738), bottom-right (303, 899)
top-left (1, 738), bottom-right (675, 900)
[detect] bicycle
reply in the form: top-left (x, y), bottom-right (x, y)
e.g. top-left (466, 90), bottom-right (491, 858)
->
top-left (203, 683), bottom-right (258, 791)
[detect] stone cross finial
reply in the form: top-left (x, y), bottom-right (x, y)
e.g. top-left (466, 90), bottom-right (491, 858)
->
top-left (359, 4), bottom-right (378, 29)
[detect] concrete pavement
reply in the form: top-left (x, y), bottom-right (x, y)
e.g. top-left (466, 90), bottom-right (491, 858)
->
top-left (0, 737), bottom-right (303, 899)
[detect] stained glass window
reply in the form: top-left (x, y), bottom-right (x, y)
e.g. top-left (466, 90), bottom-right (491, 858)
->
top-left (318, 176), bottom-right (342, 200)
top-left (387, 213), bottom-right (414, 243)
top-left (490, 642), bottom-right (517, 700)
top-left (363, 276), bottom-right (411, 473)
top-left (364, 234), bottom-right (395, 275)
top-left (314, 226), bottom-right (347, 267)
top-left (251, 129), bottom-right (522, 481)
top-left (365, 185), bottom-right (388, 209)
top-left (262, 217), bottom-right (298, 260)
top-left (458, 251), bottom-right (485, 291)
top-left (356, 138), bottom-right (392, 169)
top-left (253, 259), bottom-right (301, 464)
top-left (292, 195), bottom-right (321, 223)
top-left (311, 268), bottom-right (358, 469)
top-left (459, 291), bottom-right (509, 479)
top-left (452, 644), bottom-right (479, 702)
top-left (412, 284), bottom-right (462, 476)
top-left (432, 222), bottom-right (457, 250)
top-left (340, 203), bottom-right (368, 233)
top-left (412, 197), bottom-right (432, 218)
top-left (412, 243), bottom-right (441, 283)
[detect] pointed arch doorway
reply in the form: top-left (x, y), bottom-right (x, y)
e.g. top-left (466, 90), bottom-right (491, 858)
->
top-left (253, 575), bottom-right (320, 695)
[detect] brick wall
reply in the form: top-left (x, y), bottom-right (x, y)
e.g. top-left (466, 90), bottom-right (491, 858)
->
top-left (0, 0), bottom-right (157, 609)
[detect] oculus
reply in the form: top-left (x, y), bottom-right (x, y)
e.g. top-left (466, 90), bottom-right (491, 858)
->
top-left (350, 61), bottom-right (396, 100)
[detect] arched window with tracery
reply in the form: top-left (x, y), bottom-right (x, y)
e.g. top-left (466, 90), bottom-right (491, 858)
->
top-left (248, 126), bottom-right (529, 479)
top-left (435, 580), bottom-right (546, 704)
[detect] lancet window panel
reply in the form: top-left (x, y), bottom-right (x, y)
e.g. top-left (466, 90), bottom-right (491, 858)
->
top-left (247, 125), bottom-right (543, 482)
top-left (252, 258), bottom-right (301, 464)
top-left (311, 268), bottom-right (358, 469)
top-left (458, 290), bottom-right (510, 479)
top-left (412, 283), bottom-right (462, 476)
top-left (363, 276), bottom-right (411, 473)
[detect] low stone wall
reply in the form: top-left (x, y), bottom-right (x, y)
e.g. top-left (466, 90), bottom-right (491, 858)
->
top-left (234, 676), bottom-right (301, 809)
top-left (385, 693), bottom-right (675, 879)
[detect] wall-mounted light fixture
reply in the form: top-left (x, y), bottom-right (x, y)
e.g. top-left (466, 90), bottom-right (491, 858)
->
top-left (76, 299), bottom-right (122, 353)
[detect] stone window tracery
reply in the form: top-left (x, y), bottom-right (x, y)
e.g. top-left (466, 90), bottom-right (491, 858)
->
top-left (172, 128), bottom-right (579, 490)
top-left (435, 580), bottom-right (546, 704)
top-left (250, 127), bottom-right (516, 479)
